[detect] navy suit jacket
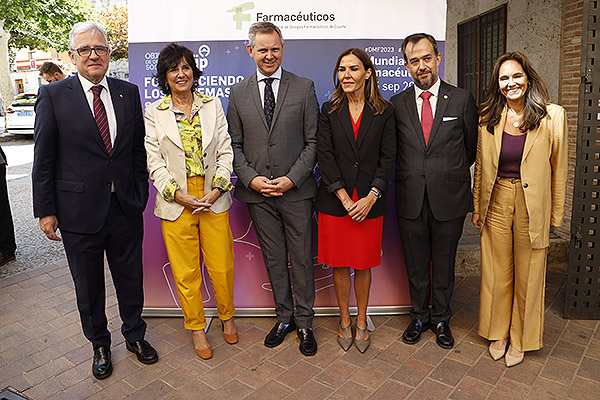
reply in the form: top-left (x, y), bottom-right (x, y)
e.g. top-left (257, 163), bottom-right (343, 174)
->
top-left (32, 75), bottom-right (148, 234)
top-left (391, 80), bottom-right (478, 221)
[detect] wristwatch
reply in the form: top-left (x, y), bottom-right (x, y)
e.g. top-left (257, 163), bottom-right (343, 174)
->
top-left (370, 187), bottom-right (382, 199)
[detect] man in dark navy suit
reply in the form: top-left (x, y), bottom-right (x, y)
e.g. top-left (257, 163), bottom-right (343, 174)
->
top-left (32, 21), bottom-right (158, 380)
top-left (391, 33), bottom-right (478, 350)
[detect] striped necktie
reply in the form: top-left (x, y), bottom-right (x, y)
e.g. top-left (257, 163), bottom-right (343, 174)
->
top-left (92, 85), bottom-right (112, 155)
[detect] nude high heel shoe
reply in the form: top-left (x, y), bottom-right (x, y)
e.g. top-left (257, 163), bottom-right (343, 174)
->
top-left (488, 339), bottom-right (507, 361)
top-left (505, 345), bottom-right (524, 367)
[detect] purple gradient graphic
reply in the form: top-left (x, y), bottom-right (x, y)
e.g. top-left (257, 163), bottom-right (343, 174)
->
top-left (133, 38), bottom-right (445, 311)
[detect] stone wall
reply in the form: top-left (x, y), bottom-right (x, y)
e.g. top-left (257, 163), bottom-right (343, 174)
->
top-left (445, 0), bottom-right (562, 102)
top-left (445, 0), bottom-right (579, 240)
top-left (558, 0), bottom-right (583, 239)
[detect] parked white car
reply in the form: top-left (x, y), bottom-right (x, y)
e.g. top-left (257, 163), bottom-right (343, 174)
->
top-left (6, 92), bottom-right (37, 135)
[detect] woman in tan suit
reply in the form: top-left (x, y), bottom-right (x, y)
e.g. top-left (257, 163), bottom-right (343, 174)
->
top-left (472, 52), bottom-right (568, 367)
top-left (145, 43), bottom-right (237, 360)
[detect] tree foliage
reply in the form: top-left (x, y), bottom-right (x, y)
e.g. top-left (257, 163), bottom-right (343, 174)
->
top-left (0, 0), bottom-right (92, 51)
top-left (96, 5), bottom-right (128, 61)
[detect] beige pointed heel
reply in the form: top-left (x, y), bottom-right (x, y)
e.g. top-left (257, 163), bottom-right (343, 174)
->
top-left (505, 345), bottom-right (524, 367)
top-left (488, 339), bottom-right (507, 361)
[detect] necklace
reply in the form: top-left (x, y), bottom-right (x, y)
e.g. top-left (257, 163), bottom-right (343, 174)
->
top-left (172, 95), bottom-right (193, 109)
top-left (349, 102), bottom-right (363, 110)
top-left (508, 107), bottom-right (524, 129)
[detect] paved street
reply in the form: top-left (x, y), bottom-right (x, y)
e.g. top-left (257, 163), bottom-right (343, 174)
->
top-left (0, 135), bottom-right (598, 399)
top-left (1, 259), bottom-right (598, 399)
top-left (1, 135), bottom-right (66, 280)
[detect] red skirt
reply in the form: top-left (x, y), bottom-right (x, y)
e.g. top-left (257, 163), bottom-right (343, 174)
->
top-left (317, 192), bottom-right (383, 269)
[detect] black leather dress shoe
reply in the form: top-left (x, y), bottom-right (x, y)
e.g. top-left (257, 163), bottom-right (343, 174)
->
top-left (402, 319), bottom-right (429, 345)
top-left (432, 321), bottom-right (454, 349)
top-left (126, 339), bottom-right (159, 364)
top-left (92, 346), bottom-right (112, 379)
top-left (297, 327), bottom-right (317, 356)
top-left (264, 320), bottom-right (296, 348)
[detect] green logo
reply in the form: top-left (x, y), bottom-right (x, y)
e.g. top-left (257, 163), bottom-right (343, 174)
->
top-left (227, 2), bottom-right (255, 30)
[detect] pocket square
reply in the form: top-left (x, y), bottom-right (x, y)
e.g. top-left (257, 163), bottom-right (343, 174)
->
top-left (442, 116), bottom-right (458, 122)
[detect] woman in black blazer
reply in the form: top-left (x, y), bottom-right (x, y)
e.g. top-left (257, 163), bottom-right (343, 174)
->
top-left (316, 48), bottom-right (396, 353)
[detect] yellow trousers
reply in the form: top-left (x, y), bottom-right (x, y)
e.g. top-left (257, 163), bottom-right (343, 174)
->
top-left (478, 177), bottom-right (547, 352)
top-left (161, 176), bottom-right (235, 330)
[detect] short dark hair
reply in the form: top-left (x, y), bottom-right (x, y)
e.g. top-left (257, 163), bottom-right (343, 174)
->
top-left (155, 43), bottom-right (202, 95)
top-left (248, 22), bottom-right (284, 48)
top-left (401, 33), bottom-right (439, 62)
top-left (39, 62), bottom-right (63, 76)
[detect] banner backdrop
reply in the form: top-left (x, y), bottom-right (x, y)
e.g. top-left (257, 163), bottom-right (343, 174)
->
top-left (129, 0), bottom-right (447, 315)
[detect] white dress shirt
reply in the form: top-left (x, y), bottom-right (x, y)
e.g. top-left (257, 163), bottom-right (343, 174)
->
top-left (78, 74), bottom-right (117, 145)
top-left (414, 77), bottom-right (441, 120)
top-left (256, 67), bottom-right (282, 106)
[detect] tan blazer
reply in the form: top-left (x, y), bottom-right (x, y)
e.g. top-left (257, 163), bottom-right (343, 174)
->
top-left (473, 104), bottom-right (568, 249)
top-left (145, 94), bottom-right (233, 221)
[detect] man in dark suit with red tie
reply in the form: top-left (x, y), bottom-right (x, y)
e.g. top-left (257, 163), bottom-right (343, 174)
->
top-left (390, 33), bottom-right (478, 349)
top-left (32, 21), bottom-right (158, 380)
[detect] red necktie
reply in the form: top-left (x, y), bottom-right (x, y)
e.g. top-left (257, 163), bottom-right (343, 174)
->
top-left (420, 91), bottom-right (433, 146)
top-left (92, 85), bottom-right (112, 155)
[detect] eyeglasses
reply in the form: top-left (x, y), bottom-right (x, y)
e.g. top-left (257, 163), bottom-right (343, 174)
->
top-left (72, 46), bottom-right (109, 57)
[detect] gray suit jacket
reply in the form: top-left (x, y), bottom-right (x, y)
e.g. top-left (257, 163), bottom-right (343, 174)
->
top-left (227, 69), bottom-right (319, 203)
top-left (391, 80), bottom-right (478, 221)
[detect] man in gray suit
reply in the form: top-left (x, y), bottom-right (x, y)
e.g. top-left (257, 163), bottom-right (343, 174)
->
top-left (227, 22), bottom-right (319, 356)
top-left (391, 33), bottom-right (478, 349)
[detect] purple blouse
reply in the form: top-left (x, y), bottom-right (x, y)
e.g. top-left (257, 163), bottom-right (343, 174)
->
top-left (498, 131), bottom-right (527, 178)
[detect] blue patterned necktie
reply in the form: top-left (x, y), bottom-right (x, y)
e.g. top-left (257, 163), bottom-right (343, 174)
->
top-left (263, 78), bottom-right (275, 128)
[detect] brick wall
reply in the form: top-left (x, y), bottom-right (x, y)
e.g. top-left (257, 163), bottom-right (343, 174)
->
top-left (557, 0), bottom-right (583, 239)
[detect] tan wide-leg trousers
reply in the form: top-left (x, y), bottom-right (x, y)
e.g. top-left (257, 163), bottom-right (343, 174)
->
top-left (478, 177), bottom-right (547, 352)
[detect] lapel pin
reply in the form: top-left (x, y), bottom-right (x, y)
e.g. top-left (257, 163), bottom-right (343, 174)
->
top-left (120, 94), bottom-right (123, 98)
top-left (443, 94), bottom-right (448, 99)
